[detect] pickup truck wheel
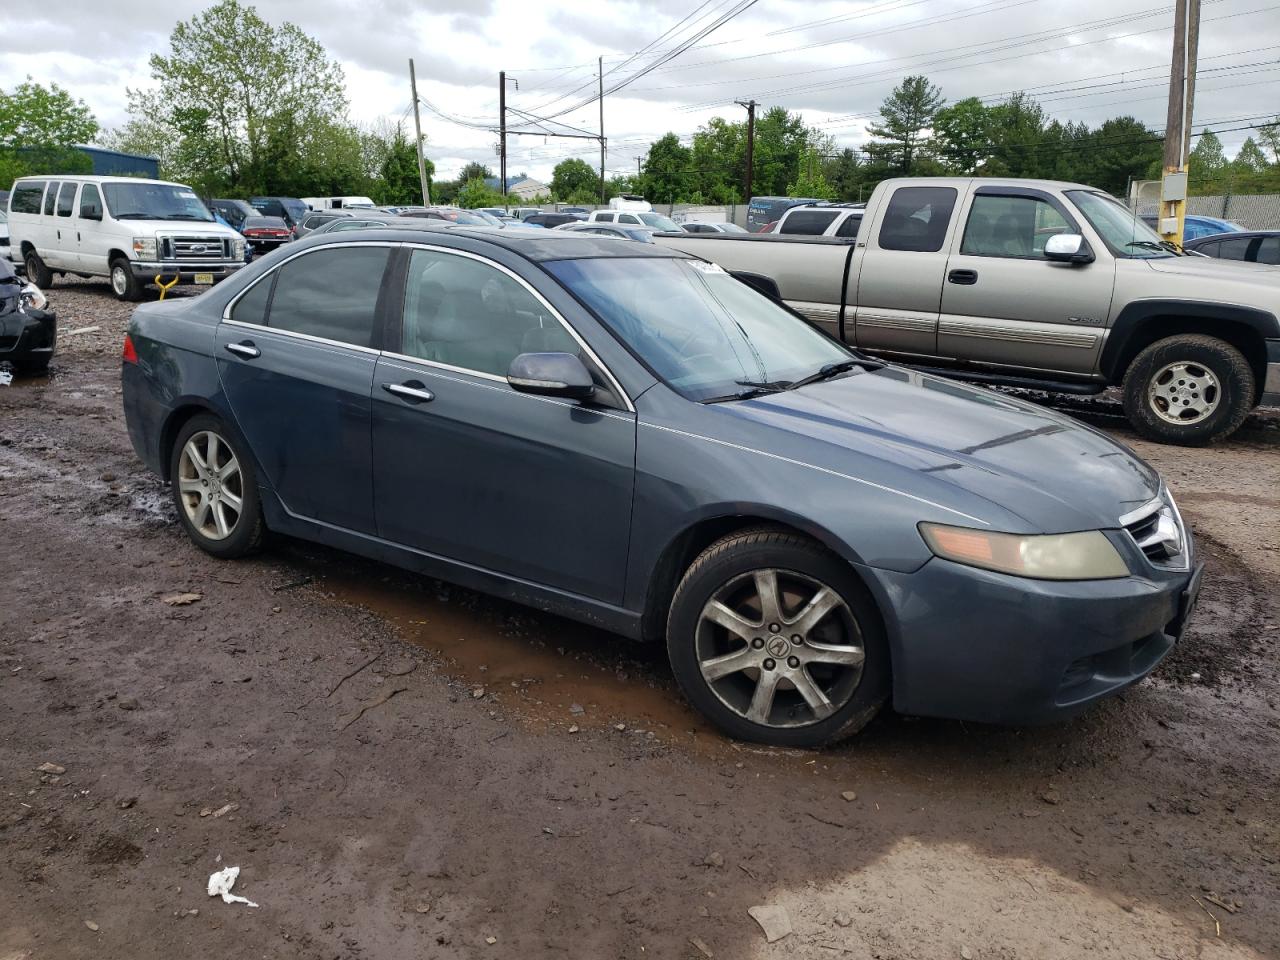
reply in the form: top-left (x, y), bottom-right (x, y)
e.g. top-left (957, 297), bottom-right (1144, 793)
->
top-left (1121, 334), bottom-right (1254, 445)
top-left (666, 527), bottom-right (889, 748)
top-left (109, 258), bottom-right (145, 302)
top-left (24, 251), bottom-right (53, 289)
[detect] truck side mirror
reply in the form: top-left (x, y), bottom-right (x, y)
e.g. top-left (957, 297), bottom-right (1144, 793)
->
top-left (1044, 233), bottom-right (1094, 264)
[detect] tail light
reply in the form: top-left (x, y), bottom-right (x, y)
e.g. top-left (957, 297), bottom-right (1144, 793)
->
top-left (122, 334), bottom-right (139, 365)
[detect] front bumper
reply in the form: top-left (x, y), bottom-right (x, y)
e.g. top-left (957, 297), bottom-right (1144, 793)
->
top-left (130, 260), bottom-right (244, 284)
top-left (869, 552), bottom-right (1201, 725)
top-left (0, 307), bottom-right (56, 369)
top-left (1261, 339), bottom-right (1280, 408)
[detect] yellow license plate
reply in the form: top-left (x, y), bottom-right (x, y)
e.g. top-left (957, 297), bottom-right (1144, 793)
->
top-left (193, 272), bottom-right (214, 285)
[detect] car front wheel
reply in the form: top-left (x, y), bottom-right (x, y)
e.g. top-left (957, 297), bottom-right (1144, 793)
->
top-left (666, 527), bottom-right (889, 747)
top-left (169, 414), bottom-right (264, 558)
top-left (109, 258), bottom-right (145, 302)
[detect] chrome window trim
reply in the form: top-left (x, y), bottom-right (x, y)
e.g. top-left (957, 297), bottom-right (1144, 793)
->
top-left (399, 242), bottom-right (636, 414)
top-left (222, 316), bottom-right (383, 356)
top-left (378, 355), bottom-right (635, 423)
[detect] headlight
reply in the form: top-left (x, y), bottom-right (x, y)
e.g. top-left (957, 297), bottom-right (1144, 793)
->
top-left (919, 523), bottom-right (1129, 580)
top-left (232, 238), bottom-right (246, 259)
top-left (20, 282), bottom-right (48, 311)
top-left (132, 237), bottom-right (158, 260)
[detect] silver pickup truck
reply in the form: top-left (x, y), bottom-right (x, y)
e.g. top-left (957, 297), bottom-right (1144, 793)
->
top-left (655, 177), bottom-right (1280, 445)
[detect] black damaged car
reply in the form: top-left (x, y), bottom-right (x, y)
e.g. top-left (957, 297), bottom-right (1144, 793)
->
top-left (0, 258), bottom-right (55, 377)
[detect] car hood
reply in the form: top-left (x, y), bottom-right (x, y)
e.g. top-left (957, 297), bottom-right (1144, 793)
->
top-left (715, 367), bottom-right (1160, 533)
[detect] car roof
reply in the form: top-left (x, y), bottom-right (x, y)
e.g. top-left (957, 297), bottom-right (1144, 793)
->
top-left (1186, 229), bottom-right (1279, 244)
top-left (294, 225), bottom-right (690, 262)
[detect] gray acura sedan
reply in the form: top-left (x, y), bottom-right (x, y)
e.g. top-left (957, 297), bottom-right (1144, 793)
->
top-left (121, 227), bottom-right (1202, 747)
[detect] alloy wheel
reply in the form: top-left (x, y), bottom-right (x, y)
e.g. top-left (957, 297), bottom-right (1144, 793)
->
top-left (1148, 361), bottom-right (1220, 425)
top-left (177, 430), bottom-right (244, 541)
top-left (695, 568), bottom-right (865, 729)
top-left (111, 265), bottom-right (129, 297)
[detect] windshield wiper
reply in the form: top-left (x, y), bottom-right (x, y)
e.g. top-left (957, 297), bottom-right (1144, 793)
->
top-left (114, 213), bottom-right (154, 219)
top-left (702, 379), bottom-right (791, 404)
top-left (788, 358), bottom-right (881, 390)
top-left (1125, 240), bottom-right (1179, 256)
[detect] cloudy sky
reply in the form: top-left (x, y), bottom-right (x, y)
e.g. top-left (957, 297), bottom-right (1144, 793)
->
top-left (3, 0), bottom-right (1276, 181)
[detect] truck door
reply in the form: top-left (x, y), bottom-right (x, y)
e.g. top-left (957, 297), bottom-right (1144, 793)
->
top-left (853, 184), bottom-right (959, 358)
top-left (938, 186), bottom-right (1115, 375)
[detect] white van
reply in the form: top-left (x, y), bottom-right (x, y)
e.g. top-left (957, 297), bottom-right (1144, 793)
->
top-left (8, 176), bottom-right (246, 301)
top-left (300, 196), bottom-right (377, 210)
top-left (608, 194), bottom-right (652, 212)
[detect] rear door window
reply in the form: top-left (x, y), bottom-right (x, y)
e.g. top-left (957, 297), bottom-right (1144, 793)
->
top-left (1256, 236), bottom-right (1280, 265)
top-left (1215, 237), bottom-right (1253, 260)
top-left (56, 182), bottom-right (78, 217)
top-left (595, 213), bottom-right (615, 222)
top-left (264, 246), bottom-right (391, 347)
top-left (231, 274), bottom-right (273, 327)
top-left (10, 181), bottom-right (47, 214)
top-left (835, 214), bottom-right (861, 238)
top-left (877, 186), bottom-right (957, 252)
top-left (779, 210), bottom-right (838, 235)
top-left (43, 182), bottom-right (60, 216)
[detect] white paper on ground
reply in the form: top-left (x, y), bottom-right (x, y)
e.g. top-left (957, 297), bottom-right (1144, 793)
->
top-left (207, 866), bottom-right (259, 908)
top-left (0, 370), bottom-right (12, 386)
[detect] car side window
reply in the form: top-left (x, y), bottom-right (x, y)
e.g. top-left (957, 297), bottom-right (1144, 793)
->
top-left (595, 213), bottom-right (614, 222)
top-left (835, 214), bottom-right (861, 239)
top-left (1195, 240), bottom-right (1219, 257)
top-left (56, 182), bottom-right (77, 217)
top-left (400, 249), bottom-right (577, 377)
top-left (619, 214), bottom-right (640, 224)
top-left (231, 274), bottom-right (273, 326)
top-left (1215, 237), bottom-right (1253, 260)
top-left (960, 194), bottom-right (1071, 258)
top-left (79, 184), bottom-right (102, 219)
top-left (43, 182), bottom-right (60, 216)
top-left (1257, 236), bottom-right (1279, 265)
top-left (10, 181), bottom-right (46, 214)
top-left (878, 186), bottom-right (957, 252)
top-left (265, 246), bottom-right (390, 347)
top-left (779, 211), bottom-right (838, 235)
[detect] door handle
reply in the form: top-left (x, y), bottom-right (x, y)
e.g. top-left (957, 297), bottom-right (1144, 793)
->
top-left (948, 269), bottom-right (978, 285)
top-left (382, 381), bottom-right (435, 404)
top-left (224, 341), bottom-right (261, 359)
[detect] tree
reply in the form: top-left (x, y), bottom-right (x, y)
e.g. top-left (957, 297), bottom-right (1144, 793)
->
top-left (458, 161), bottom-right (493, 183)
top-left (1231, 137), bottom-right (1268, 175)
top-left (751, 107), bottom-right (811, 195)
top-left (550, 157), bottom-right (598, 201)
top-left (931, 97), bottom-right (991, 174)
top-left (867, 75), bottom-right (943, 174)
top-left (641, 133), bottom-right (693, 202)
top-left (1078, 116), bottom-right (1160, 195)
top-left (982, 92), bottom-right (1046, 178)
top-left (1189, 129), bottom-right (1227, 191)
top-left (824, 148), bottom-right (862, 201)
top-left (1257, 117), bottom-right (1280, 164)
top-left (788, 149), bottom-right (836, 199)
top-left (455, 177), bottom-right (504, 209)
top-left (127, 0), bottom-right (347, 194)
top-left (0, 79), bottom-right (98, 181)
top-left (377, 123), bottom-right (431, 204)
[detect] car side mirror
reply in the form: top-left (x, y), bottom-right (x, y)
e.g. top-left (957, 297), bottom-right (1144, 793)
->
top-left (507, 352), bottom-right (595, 400)
top-left (1044, 233), bottom-right (1094, 264)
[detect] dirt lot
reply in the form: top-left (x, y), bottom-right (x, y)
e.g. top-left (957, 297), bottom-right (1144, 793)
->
top-left (2, 280), bottom-right (1278, 960)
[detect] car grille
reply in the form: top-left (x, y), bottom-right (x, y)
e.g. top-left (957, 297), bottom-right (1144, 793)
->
top-left (1120, 494), bottom-right (1188, 569)
top-left (161, 237), bottom-right (231, 261)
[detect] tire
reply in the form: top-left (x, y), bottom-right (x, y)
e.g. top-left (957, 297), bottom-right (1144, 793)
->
top-left (15, 354), bottom-right (51, 376)
top-left (168, 414), bottom-right (265, 559)
top-left (666, 527), bottom-right (890, 748)
top-left (109, 257), bottom-right (145, 302)
top-left (1121, 334), bottom-right (1255, 445)
top-left (24, 250), bottom-right (52, 289)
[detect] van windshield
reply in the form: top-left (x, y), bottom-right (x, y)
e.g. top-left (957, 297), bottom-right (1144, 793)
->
top-left (102, 183), bottom-right (214, 222)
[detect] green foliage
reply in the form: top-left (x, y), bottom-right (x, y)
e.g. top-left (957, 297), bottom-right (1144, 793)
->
top-left (550, 157), bottom-right (599, 201)
top-left (378, 123), bottom-right (431, 205)
top-left (458, 161), bottom-right (494, 183)
top-left (641, 133), bottom-right (693, 203)
top-left (0, 78), bottom-right (98, 183)
top-left (931, 97), bottom-right (990, 175)
top-left (788, 149), bottom-right (836, 200)
top-left (867, 75), bottom-right (943, 174)
top-left (1189, 129), bottom-right (1227, 191)
top-left (455, 177), bottom-right (504, 209)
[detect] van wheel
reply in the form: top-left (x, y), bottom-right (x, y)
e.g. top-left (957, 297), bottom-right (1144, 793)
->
top-left (666, 527), bottom-right (890, 748)
top-left (24, 251), bottom-right (52, 289)
top-left (109, 258), bottom-right (144, 302)
top-left (1121, 334), bottom-right (1254, 445)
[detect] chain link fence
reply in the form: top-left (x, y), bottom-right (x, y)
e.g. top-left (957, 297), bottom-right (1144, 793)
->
top-left (1129, 180), bottom-right (1280, 229)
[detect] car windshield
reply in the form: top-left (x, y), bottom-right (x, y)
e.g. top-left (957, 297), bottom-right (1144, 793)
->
top-left (1066, 190), bottom-right (1173, 258)
top-left (102, 182), bottom-right (214, 222)
top-left (545, 257), bottom-right (853, 401)
top-left (638, 212), bottom-right (681, 231)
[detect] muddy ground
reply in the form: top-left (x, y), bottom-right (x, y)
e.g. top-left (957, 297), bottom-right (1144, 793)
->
top-left (1, 280), bottom-right (1278, 960)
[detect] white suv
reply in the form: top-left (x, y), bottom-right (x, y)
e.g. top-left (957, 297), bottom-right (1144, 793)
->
top-left (586, 209), bottom-right (682, 231)
top-left (8, 176), bottom-right (245, 301)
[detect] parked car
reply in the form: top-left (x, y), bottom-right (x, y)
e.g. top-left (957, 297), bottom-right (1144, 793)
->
top-left (655, 177), bottom-right (1280, 445)
top-left (774, 202), bottom-right (864, 238)
top-left (511, 207), bottom-right (544, 221)
top-left (1139, 213), bottom-right (1245, 242)
top-left (308, 216), bottom-right (446, 236)
top-left (681, 222), bottom-right (748, 235)
top-left (587, 210), bottom-right (681, 231)
top-left (0, 210), bottom-right (10, 266)
top-left (522, 212), bottom-right (584, 229)
top-left (0, 255), bottom-right (54, 375)
top-left (608, 194), bottom-right (652, 212)
top-left (300, 195), bottom-right (377, 211)
top-left (558, 206), bottom-right (592, 216)
top-left (121, 226), bottom-right (1203, 747)
top-left (249, 197), bottom-right (308, 232)
top-left (8, 175), bottom-right (246, 301)
top-left (209, 199), bottom-right (258, 232)
top-left (239, 216), bottom-right (293, 252)
top-left (295, 210), bottom-right (353, 239)
top-left (1183, 230), bottom-right (1280, 266)
top-left (556, 222), bottom-right (656, 242)
top-left (746, 196), bottom-right (822, 232)
top-left (399, 207), bottom-right (491, 225)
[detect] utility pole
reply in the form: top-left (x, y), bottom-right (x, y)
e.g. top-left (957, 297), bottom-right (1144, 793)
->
top-left (1159, 0), bottom-right (1200, 243)
top-left (598, 56), bottom-right (606, 204)
top-left (736, 99), bottom-right (757, 202)
top-left (408, 59), bottom-right (430, 205)
top-left (499, 70), bottom-right (508, 207)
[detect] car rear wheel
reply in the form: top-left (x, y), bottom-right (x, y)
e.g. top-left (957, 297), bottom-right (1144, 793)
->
top-left (24, 250), bottom-right (52, 289)
top-left (169, 414), bottom-right (264, 559)
top-left (1121, 334), bottom-right (1254, 445)
top-left (666, 527), bottom-right (889, 747)
top-left (109, 258), bottom-right (145, 302)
